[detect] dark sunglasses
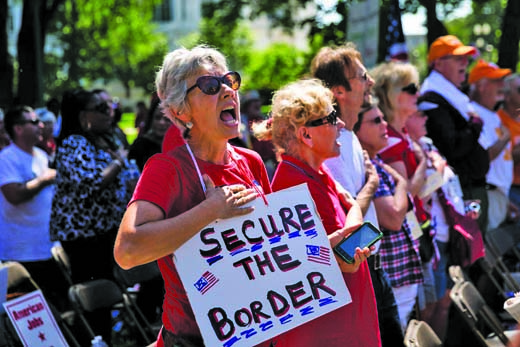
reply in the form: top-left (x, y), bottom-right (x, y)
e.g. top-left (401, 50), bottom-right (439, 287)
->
top-left (363, 115), bottom-right (384, 125)
top-left (186, 71), bottom-right (241, 95)
top-left (348, 71), bottom-right (368, 82)
top-left (401, 83), bottom-right (419, 95)
top-left (85, 102), bottom-right (111, 115)
top-left (17, 118), bottom-right (41, 126)
top-left (305, 110), bottom-right (338, 127)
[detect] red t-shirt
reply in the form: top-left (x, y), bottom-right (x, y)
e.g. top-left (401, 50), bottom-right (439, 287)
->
top-left (260, 154), bottom-right (381, 347)
top-left (130, 144), bottom-right (271, 346)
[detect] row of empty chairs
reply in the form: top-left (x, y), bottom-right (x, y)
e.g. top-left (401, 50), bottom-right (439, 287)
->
top-left (1, 245), bottom-right (161, 346)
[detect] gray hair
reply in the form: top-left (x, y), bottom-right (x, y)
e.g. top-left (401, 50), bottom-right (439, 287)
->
top-left (155, 45), bottom-right (229, 119)
top-left (503, 73), bottom-right (520, 94)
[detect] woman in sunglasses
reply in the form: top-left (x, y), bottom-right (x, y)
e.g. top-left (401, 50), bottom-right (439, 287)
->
top-left (371, 62), bottom-right (438, 322)
top-left (50, 89), bottom-right (139, 345)
top-left (114, 46), bottom-right (271, 347)
top-left (252, 79), bottom-right (380, 347)
top-left (353, 100), bottom-right (424, 334)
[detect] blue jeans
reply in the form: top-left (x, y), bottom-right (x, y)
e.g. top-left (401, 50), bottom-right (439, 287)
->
top-left (433, 240), bottom-right (453, 299)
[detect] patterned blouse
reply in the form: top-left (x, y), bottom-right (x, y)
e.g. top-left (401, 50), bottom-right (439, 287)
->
top-left (50, 135), bottom-right (135, 241)
top-left (372, 156), bottom-right (423, 288)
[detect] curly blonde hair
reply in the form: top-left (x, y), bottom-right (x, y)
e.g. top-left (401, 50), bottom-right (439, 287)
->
top-left (253, 79), bottom-right (334, 156)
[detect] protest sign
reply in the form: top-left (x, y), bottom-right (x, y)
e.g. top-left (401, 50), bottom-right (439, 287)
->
top-left (174, 183), bottom-right (351, 347)
top-left (3, 290), bottom-right (68, 347)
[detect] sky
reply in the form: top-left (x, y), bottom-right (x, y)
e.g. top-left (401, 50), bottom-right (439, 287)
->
top-left (402, 0), bottom-right (472, 36)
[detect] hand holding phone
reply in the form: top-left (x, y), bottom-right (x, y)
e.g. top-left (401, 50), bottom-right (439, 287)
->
top-left (333, 222), bottom-right (383, 264)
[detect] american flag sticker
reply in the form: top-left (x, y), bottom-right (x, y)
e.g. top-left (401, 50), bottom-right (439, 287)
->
top-left (194, 271), bottom-right (219, 295)
top-left (306, 245), bottom-right (331, 265)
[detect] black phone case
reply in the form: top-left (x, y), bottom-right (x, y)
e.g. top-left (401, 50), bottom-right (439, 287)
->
top-left (333, 222), bottom-right (383, 264)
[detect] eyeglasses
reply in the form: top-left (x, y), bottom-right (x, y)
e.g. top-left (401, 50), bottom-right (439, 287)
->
top-left (305, 110), bottom-right (338, 127)
top-left (186, 71), bottom-right (241, 95)
top-left (363, 116), bottom-right (384, 125)
top-left (348, 71), bottom-right (368, 82)
top-left (84, 102), bottom-right (111, 115)
top-left (17, 119), bottom-right (41, 126)
top-left (401, 83), bottom-right (419, 95)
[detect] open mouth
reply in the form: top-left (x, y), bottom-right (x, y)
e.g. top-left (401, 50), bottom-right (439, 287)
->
top-left (220, 106), bottom-right (238, 125)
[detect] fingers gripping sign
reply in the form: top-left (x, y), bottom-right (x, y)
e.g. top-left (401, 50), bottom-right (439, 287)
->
top-left (203, 175), bottom-right (257, 220)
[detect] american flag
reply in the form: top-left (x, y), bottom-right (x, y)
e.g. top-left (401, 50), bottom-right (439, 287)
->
top-left (383, 0), bottom-right (408, 62)
top-left (194, 271), bottom-right (219, 295)
top-left (306, 245), bottom-right (331, 265)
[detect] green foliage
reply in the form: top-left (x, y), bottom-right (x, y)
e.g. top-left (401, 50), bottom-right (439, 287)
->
top-left (43, 0), bottom-right (167, 99)
top-left (446, 0), bottom-right (506, 63)
top-left (243, 43), bottom-right (309, 93)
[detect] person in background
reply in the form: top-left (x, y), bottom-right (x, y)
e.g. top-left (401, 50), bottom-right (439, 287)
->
top-left (0, 108), bottom-right (10, 150)
top-left (46, 97), bottom-right (62, 138)
top-left (371, 61), bottom-right (436, 320)
top-left (420, 35), bottom-right (490, 236)
top-left (498, 74), bottom-right (520, 210)
top-left (114, 46), bottom-right (271, 347)
top-left (406, 100), bottom-right (466, 339)
top-left (311, 43), bottom-right (403, 347)
top-left (93, 89), bottom-right (130, 151)
top-left (128, 94), bottom-right (172, 171)
top-left (135, 100), bottom-right (149, 136)
top-left (254, 78), bottom-right (380, 347)
top-left (35, 107), bottom-right (57, 161)
top-left (0, 105), bottom-right (67, 311)
top-left (468, 60), bottom-right (518, 230)
top-left (51, 89), bottom-right (138, 345)
top-left (354, 100), bottom-right (424, 333)
top-left (231, 89), bottom-right (277, 178)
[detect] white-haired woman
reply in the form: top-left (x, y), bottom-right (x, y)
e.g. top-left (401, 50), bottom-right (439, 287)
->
top-left (114, 46), bottom-right (271, 347)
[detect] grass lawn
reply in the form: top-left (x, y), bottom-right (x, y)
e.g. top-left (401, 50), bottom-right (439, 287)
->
top-left (119, 112), bottom-right (138, 145)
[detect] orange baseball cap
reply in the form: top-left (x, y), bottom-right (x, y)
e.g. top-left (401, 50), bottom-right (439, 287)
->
top-left (468, 60), bottom-right (512, 84)
top-left (427, 35), bottom-right (477, 64)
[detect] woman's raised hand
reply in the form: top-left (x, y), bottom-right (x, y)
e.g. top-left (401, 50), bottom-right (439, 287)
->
top-left (203, 175), bottom-right (257, 219)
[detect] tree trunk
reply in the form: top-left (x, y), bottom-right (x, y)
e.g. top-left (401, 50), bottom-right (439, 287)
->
top-left (419, 0), bottom-right (448, 48)
top-left (0, 0), bottom-right (13, 108)
top-left (17, 0), bottom-right (44, 107)
top-left (497, 0), bottom-right (520, 70)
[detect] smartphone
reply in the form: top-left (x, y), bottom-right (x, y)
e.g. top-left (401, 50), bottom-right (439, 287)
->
top-left (333, 222), bottom-right (383, 264)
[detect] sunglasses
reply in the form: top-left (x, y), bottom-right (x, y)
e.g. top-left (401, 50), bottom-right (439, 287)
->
top-left (186, 71), bottom-right (241, 95)
top-left (363, 115), bottom-right (384, 125)
top-left (306, 110), bottom-right (338, 127)
top-left (348, 71), bottom-right (368, 82)
top-left (17, 118), bottom-right (41, 126)
top-left (85, 102), bottom-right (111, 115)
top-left (401, 83), bottom-right (419, 95)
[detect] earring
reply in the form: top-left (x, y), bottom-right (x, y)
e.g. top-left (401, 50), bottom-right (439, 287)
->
top-left (186, 121), bottom-right (193, 129)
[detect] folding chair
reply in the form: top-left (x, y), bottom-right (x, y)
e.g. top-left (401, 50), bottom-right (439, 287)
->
top-left (113, 262), bottom-right (162, 339)
top-left (52, 243), bottom-right (155, 344)
top-left (449, 265), bottom-right (466, 285)
top-left (450, 279), bottom-right (519, 346)
top-left (404, 319), bottom-right (443, 347)
top-left (0, 261), bottom-right (80, 347)
top-left (68, 278), bottom-right (153, 344)
top-left (484, 225), bottom-right (520, 295)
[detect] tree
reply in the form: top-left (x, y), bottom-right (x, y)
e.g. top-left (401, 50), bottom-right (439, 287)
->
top-left (11, 0), bottom-right (63, 107)
top-left (0, 0), bottom-right (13, 107)
top-left (3, 0), bottom-right (166, 108)
top-left (45, 0), bottom-right (167, 99)
top-left (497, 0), bottom-right (520, 70)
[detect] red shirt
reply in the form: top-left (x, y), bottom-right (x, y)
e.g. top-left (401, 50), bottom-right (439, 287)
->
top-left (260, 155), bottom-right (381, 347)
top-left (130, 144), bottom-right (271, 346)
